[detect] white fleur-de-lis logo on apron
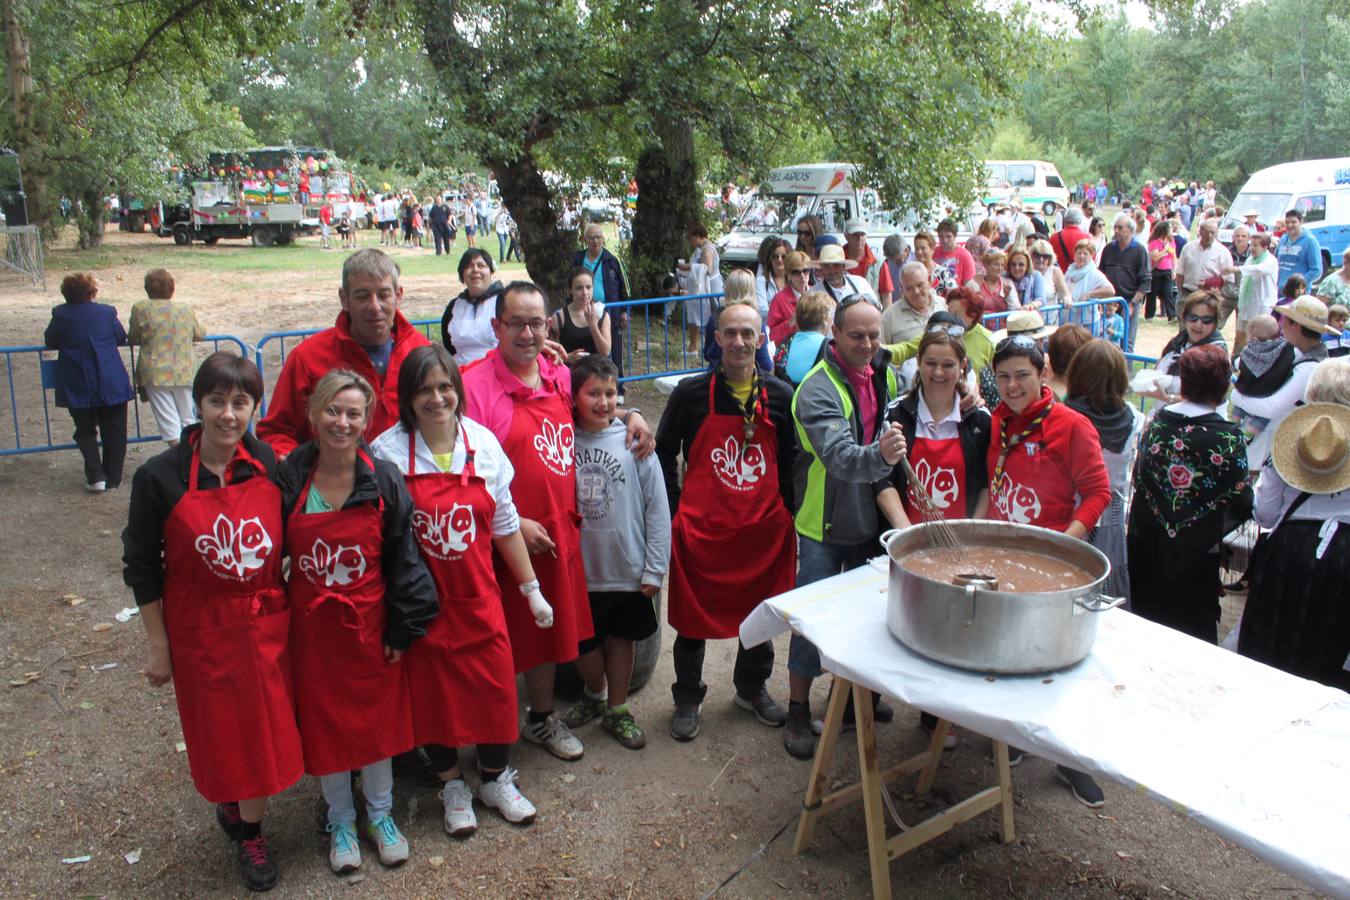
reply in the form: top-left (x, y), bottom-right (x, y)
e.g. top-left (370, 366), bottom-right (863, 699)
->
top-left (534, 419), bottom-right (575, 476)
top-left (194, 513), bottom-right (274, 580)
top-left (412, 503), bottom-right (477, 559)
top-left (710, 435), bottom-right (766, 490)
top-left (298, 538), bottom-right (367, 587)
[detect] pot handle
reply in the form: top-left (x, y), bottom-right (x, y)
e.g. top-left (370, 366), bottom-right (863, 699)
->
top-left (879, 528), bottom-right (902, 555)
top-left (963, 581), bottom-right (978, 627)
top-left (1073, 593), bottom-right (1126, 613)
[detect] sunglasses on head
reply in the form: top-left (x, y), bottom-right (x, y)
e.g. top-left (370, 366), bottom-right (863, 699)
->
top-left (837, 294), bottom-right (882, 313)
top-left (994, 334), bottom-right (1041, 353)
top-left (1185, 314), bottom-right (1217, 325)
top-left (927, 323), bottom-right (966, 338)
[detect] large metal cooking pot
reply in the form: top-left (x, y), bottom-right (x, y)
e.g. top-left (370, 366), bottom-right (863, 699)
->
top-left (880, 520), bottom-right (1124, 674)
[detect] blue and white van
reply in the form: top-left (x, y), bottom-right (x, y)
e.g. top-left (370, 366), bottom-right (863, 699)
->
top-left (1218, 158), bottom-right (1350, 273)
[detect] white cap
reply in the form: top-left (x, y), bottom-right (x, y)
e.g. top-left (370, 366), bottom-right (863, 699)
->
top-left (844, 218), bottom-right (868, 235)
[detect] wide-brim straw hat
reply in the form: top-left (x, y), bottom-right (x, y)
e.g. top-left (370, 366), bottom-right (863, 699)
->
top-left (991, 309), bottom-right (1056, 342)
top-left (1272, 403), bottom-right (1350, 494)
top-left (816, 244), bottom-right (850, 266)
top-left (1279, 295), bottom-right (1340, 335)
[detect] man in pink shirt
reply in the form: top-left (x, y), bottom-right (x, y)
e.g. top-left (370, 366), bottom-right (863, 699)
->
top-left (1048, 207), bottom-right (1091, 272)
top-left (932, 218), bottom-right (976, 286)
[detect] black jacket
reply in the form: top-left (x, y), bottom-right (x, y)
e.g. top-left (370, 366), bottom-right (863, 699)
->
top-left (885, 392), bottom-right (992, 517)
top-left (274, 441), bottom-right (439, 650)
top-left (122, 425), bottom-right (278, 607)
top-left (655, 368), bottom-right (797, 516)
top-left (1099, 239), bottom-right (1151, 299)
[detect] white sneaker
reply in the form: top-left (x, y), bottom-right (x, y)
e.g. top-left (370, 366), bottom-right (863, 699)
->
top-left (439, 779), bottom-right (477, 838)
top-left (521, 712), bottom-right (584, 761)
top-left (327, 822), bottom-right (361, 874)
top-left (478, 768), bottom-right (537, 825)
top-left (85, 480), bottom-right (106, 493)
top-left (365, 815), bottom-right (410, 866)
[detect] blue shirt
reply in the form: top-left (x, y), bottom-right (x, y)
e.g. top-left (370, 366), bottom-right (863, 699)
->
top-left (582, 255), bottom-right (606, 303)
top-left (1276, 231), bottom-right (1323, 290)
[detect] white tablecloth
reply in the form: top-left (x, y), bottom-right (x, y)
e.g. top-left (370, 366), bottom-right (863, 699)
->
top-left (740, 562), bottom-right (1350, 898)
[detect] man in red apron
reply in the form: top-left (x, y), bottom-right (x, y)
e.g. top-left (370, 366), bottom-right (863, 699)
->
top-left (462, 281), bottom-right (654, 760)
top-left (655, 302), bottom-right (798, 742)
top-left (782, 295), bottom-right (906, 758)
top-left (257, 248), bottom-right (430, 459)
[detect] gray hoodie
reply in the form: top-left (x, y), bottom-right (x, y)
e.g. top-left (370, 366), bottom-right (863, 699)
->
top-left (575, 420), bottom-right (671, 591)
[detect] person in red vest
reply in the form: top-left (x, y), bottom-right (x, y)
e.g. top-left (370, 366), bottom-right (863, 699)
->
top-left (257, 249), bottom-right (430, 458)
top-left (1048, 207), bottom-right (1091, 272)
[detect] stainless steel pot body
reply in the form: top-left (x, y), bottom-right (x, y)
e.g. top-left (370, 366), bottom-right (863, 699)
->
top-left (881, 520), bottom-right (1122, 674)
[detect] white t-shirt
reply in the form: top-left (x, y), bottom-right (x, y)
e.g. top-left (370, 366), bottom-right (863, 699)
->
top-left (369, 418), bottom-right (520, 537)
top-left (379, 198), bottom-right (398, 222)
top-left (447, 294), bottom-right (500, 364)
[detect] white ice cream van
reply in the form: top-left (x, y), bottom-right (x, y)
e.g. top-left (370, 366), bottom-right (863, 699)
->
top-left (1219, 158), bottom-right (1350, 273)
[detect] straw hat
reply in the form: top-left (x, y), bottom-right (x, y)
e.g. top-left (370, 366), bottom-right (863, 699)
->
top-left (817, 244), bottom-right (850, 266)
top-left (1279, 295), bottom-right (1339, 335)
top-left (991, 309), bottom-right (1056, 342)
top-left (1272, 403), bottom-right (1350, 494)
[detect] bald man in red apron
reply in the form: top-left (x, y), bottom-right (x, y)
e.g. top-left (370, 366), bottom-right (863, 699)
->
top-left (655, 303), bottom-right (798, 741)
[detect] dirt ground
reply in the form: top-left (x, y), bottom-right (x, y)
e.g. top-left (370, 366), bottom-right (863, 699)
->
top-left (0, 232), bottom-right (1322, 898)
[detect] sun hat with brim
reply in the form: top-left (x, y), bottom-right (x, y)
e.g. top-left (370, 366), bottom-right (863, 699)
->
top-left (1279, 295), bottom-right (1340, 335)
top-left (991, 309), bottom-right (1056, 342)
top-left (817, 244), bottom-right (851, 266)
top-left (1243, 209), bottom-right (1260, 218)
top-left (844, 218), bottom-right (868, 235)
top-left (1272, 403), bottom-right (1350, 494)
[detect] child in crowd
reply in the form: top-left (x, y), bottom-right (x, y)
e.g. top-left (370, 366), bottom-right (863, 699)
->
top-left (1326, 304), bottom-right (1350, 357)
top-left (562, 355), bottom-right (671, 749)
top-left (1231, 314), bottom-right (1292, 440)
top-left (1103, 300), bottom-right (1126, 346)
top-left (1277, 274), bottom-right (1306, 308)
top-left (336, 211), bottom-right (354, 249)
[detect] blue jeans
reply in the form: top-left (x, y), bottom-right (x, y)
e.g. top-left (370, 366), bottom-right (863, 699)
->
top-left (787, 536), bottom-right (874, 679)
top-left (320, 758), bottom-right (394, 826)
top-left (497, 231), bottom-right (509, 261)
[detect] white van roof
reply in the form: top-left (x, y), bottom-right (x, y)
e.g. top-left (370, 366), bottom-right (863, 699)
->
top-left (1242, 158), bottom-right (1350, 192)
top-left (767, 163), bottom-right (858, 195)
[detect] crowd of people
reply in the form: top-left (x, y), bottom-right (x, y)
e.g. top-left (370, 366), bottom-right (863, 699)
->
top-left (31, 185), bottom-right (1346, 891)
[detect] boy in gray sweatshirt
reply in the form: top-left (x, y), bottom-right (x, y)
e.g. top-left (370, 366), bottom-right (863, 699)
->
top-left (561, 356), bottom-right (671, 749)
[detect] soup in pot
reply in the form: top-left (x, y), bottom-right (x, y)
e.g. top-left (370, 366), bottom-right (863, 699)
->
top-left (900, 546), bottom-right (1096, 593)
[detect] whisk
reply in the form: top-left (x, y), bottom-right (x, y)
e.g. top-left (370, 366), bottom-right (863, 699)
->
top-left (900, 457), bottom-right (995, 586)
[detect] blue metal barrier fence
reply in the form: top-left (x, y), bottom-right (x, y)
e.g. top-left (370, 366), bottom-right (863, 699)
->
top-left (1, 336), bottom-right (250, 456)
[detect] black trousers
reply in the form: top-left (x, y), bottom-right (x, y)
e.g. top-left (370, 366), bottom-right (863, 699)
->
top-left (432, 223), bottom-right (452, 255)
top-left (424, 742), bottom-right (509, 774)
top-left (671, 634), bottom-right (773, 705)
top-left (69, 403), bottom-right (127, 488)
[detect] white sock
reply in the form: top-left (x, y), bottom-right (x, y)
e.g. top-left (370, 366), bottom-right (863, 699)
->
top-left (585, 685), bottom-right (608, 702)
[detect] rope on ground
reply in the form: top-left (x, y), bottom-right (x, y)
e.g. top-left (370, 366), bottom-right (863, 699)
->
top-left (698, 810), bottom-right (798, 900)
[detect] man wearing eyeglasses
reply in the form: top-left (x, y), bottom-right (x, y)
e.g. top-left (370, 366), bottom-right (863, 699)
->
top-left (461, 281), bottom-right (654, 762)
top-left (880, 262), bottom-right (940, 385)
top-left (783, 294), bottom-right (907, 758)
top-left (573, 223), bottom-right (630, 398)
top-left (1175, 221), bottom-right (1233, 301)
top-left (816, 244), bottom-right (878, 305)
top-left (258, 248), bottom-right (431, 459)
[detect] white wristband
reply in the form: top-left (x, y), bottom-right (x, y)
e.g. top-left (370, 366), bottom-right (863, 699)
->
top-left (519, 580), bottom-right (541, 596)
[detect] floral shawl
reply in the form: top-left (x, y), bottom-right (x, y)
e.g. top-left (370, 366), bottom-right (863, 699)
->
top-left (1134, 408), bottom-right (1251, 536)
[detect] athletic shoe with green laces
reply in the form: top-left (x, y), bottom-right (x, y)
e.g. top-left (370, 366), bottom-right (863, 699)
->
top-left (561, 693), bottom-right (606, 729)
top-left (601, 708), bottom-right (647, 750)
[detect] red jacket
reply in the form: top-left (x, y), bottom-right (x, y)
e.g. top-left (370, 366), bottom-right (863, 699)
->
top-left (986, 389), bottom-right (1110, 534)
top-left (1049, 226), bottom-right (1090, 272)
top-left (256, 310), bottom-right (430, 458)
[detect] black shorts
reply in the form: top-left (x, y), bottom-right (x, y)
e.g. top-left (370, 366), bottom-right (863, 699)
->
top-left (578, 590), bottom-right (658, 654)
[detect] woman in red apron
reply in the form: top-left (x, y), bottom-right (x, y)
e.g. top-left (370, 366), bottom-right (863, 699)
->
top-left (984, 333), bottom-right (1112, 807)
top-left (884, 323), bottom-right (992, 749)
top-left (122, 352), bottom-right (299, 892)
top-left (371, 345), bottom-right (553, 837)
top-left (275, 370), bottom-right (438, 875)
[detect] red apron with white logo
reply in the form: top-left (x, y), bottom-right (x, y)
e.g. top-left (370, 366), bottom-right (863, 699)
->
top-left (161, 437), bottom-right (302, 803)
top-left (988, 397), bottom-right (1075, 531)
top-left (901, 436), bottom-right (967, 522)
top-left (285, 452), bottom-right (414, 776)
top-left (492, 382), bottom-right (592, 672)
top-left (667, 376), bottom-right (796, 639)
top-left (403, 430), bottom-right (518, 747)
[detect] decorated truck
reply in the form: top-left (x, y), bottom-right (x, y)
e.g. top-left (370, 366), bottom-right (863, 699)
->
top-left (156, 147), bottom-right (365, 247)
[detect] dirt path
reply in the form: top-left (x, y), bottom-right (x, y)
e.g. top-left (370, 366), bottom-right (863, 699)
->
top-left (0, 232), bottom-right (1319, 898)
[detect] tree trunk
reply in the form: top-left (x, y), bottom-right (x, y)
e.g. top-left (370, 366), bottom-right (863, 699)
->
top-left (488, 150), bottom-right (572, 307)
top-left (2, 0), bottom-right (49, 232)
top-left (76, 190), bottom-right (106, 249)
top-left (629, 116), bottom-right (700, 299)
